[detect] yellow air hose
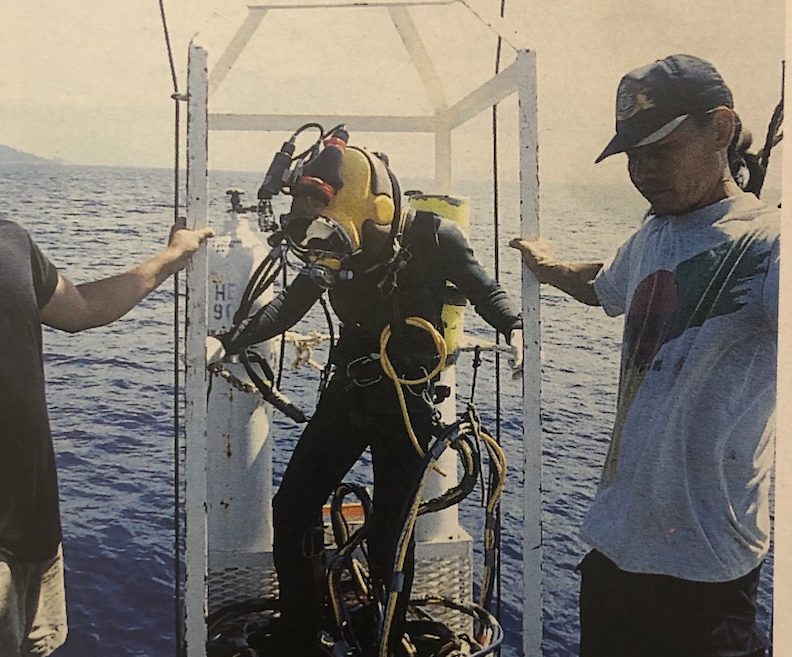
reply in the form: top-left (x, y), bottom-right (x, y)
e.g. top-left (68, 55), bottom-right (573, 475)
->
top-left (377, 416), bottom-right (507, 657)
top-left (378, 446), bottom-right (437, 657)
top-left (379, 317), bottom-right (447, 459)
top-left (380, 193), bottom-right (470, 461)
top-left (377, 194), bottom-right (495, 654)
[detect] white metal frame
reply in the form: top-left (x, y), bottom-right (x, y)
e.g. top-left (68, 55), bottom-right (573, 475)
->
top-left (184, 44), bottom-right (210, 657)
top-left (184, 2), bottom-right (542, 655)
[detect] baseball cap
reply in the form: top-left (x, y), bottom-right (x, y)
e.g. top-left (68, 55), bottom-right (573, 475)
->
top-left (595, 54), bottom-right (734, 163)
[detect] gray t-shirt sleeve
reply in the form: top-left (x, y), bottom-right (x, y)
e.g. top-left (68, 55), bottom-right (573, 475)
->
top-left (761, 236), bottom-right (780, 331)
top-left (593, 233), bottom-right (638, 317)
top-left (27, 233), bottom-right (58, 309)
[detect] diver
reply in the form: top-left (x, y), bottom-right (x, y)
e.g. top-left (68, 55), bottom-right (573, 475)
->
top-left (207, 128), bottom-right (523, 656)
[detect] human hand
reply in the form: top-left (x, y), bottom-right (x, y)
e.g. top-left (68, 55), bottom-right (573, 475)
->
top-left (166, 217), bottom-right (215, 272)
top-left (206, 335), bottom-right (226, 367)
top-left (508, 238), bottom-right (555, 282)
top-left (507, 328), bottom-right (523, 380)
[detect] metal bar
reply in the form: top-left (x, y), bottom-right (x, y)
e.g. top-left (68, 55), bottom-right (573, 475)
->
top-left (208, 10), bottom-right (268, 97)
top-left (442, 61), bottom-right (518, 129)
top-left (248, 1), bottom-right (455, 9)
top-left (516, 48), bottom-right (543, 657)
top-left (388, 6), bottom-right (448, 113)
top-left (208, 112), bottom-right (438, 132)
top-left (456, 0), bottom-right (524, 50)
top-left (184, 42), bottom-right (210, 657)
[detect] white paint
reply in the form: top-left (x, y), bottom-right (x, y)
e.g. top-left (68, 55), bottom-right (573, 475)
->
top-left (184, 42), bottom-right (209, 657)
top-left (388, 6), bottom-right (449, 113)
top-left (443, 61), bottom-right (519, 129)
top-left (517, 48), bottom-right (543, 657)
top-left (207, 10), bottom-right (268, 97)
top-left (249, 1), bottom-right (455, 9)
top-left (208, 113), bottom-right (438, 132)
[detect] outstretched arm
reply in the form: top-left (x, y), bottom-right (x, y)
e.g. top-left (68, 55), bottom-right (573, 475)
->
top-left (437, 219), bottom-right (521, 339)
top-left (221, 272), bottom-right (325, 355)
top-left (509, 238), bottom-right (602, 306)
top-left (41, 220), bottom-right (214, 332)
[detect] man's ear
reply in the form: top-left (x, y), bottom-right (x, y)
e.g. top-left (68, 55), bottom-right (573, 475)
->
top-left (710, 107), bottom-right (736, 150)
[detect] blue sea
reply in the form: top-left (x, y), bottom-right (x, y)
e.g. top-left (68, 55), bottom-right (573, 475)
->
top-left (0, 163), bottom-right (777, 657)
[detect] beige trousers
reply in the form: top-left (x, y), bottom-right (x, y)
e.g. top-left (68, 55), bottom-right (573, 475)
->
top-left (0, 545), bottom-right (67, 656)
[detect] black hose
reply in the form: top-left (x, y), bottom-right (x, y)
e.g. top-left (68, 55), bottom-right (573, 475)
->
top-left (240, 350), bottom-right (308, 423)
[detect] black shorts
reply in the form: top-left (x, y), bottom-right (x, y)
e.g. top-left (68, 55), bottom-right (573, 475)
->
top-left (578, 549), bottom-right (770, 657)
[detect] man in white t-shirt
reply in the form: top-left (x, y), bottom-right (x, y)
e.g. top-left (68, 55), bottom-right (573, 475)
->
top-left (511, 54), bottom-right (778, 657)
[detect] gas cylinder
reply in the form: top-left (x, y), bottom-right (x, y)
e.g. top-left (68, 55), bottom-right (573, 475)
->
top-left (407, 193), bottom-right (470, 365)
top-left (407, 193), bottom-right (471, 544)
top-left (205, 211), bottom-right (275, 555)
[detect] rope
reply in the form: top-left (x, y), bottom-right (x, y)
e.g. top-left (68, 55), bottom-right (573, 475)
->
top-left (490, 0), bottom-right (508, 627)
top-left (283, 330), bottom-right (332, 370)
top-left (158, 0), bottom-right (179, 91)
top-left (256, 328), bottom-right (511, 370)
top-left (209, 363), bottom-right (262, 396)
top-left (156, 0), bottom-right (184, 652)
top-left (410, 595), bottom-right (504, 655)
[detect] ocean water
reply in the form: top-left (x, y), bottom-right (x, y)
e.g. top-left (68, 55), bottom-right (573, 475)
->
top-left (0, 163), bottom-right (777, 657)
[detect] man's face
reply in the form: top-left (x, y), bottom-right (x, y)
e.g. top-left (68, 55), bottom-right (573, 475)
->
top-left (626, 116), bottom-right (727, 216)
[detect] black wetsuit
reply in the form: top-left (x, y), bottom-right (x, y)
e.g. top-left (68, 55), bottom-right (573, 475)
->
top-left (226, 211), bottom-right (520, 651)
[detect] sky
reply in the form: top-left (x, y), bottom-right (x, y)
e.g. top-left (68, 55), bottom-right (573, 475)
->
top-left (0, 0), bottom-right (786, 187)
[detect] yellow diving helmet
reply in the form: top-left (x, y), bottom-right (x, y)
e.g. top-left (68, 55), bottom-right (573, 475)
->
top-left (284, 137), bottom-right (399, 286)
top-left (321, 145), bottom-right (396, 254)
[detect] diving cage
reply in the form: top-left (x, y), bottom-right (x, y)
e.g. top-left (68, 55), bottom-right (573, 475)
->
top-left (182, 2), bottom-right (542, 655)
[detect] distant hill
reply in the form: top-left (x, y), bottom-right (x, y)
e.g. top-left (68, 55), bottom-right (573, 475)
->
top-left (0, 145), bottom-right (62, 165)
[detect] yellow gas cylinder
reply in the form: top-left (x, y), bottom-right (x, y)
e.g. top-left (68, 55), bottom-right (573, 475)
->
top-left (407, 193), bottom-right (470, 366)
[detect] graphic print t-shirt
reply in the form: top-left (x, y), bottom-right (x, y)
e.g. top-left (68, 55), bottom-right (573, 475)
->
top-left (582, 193), bottom-right (779, 582)
top-left (0, 220), bottom-right (60, 562)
